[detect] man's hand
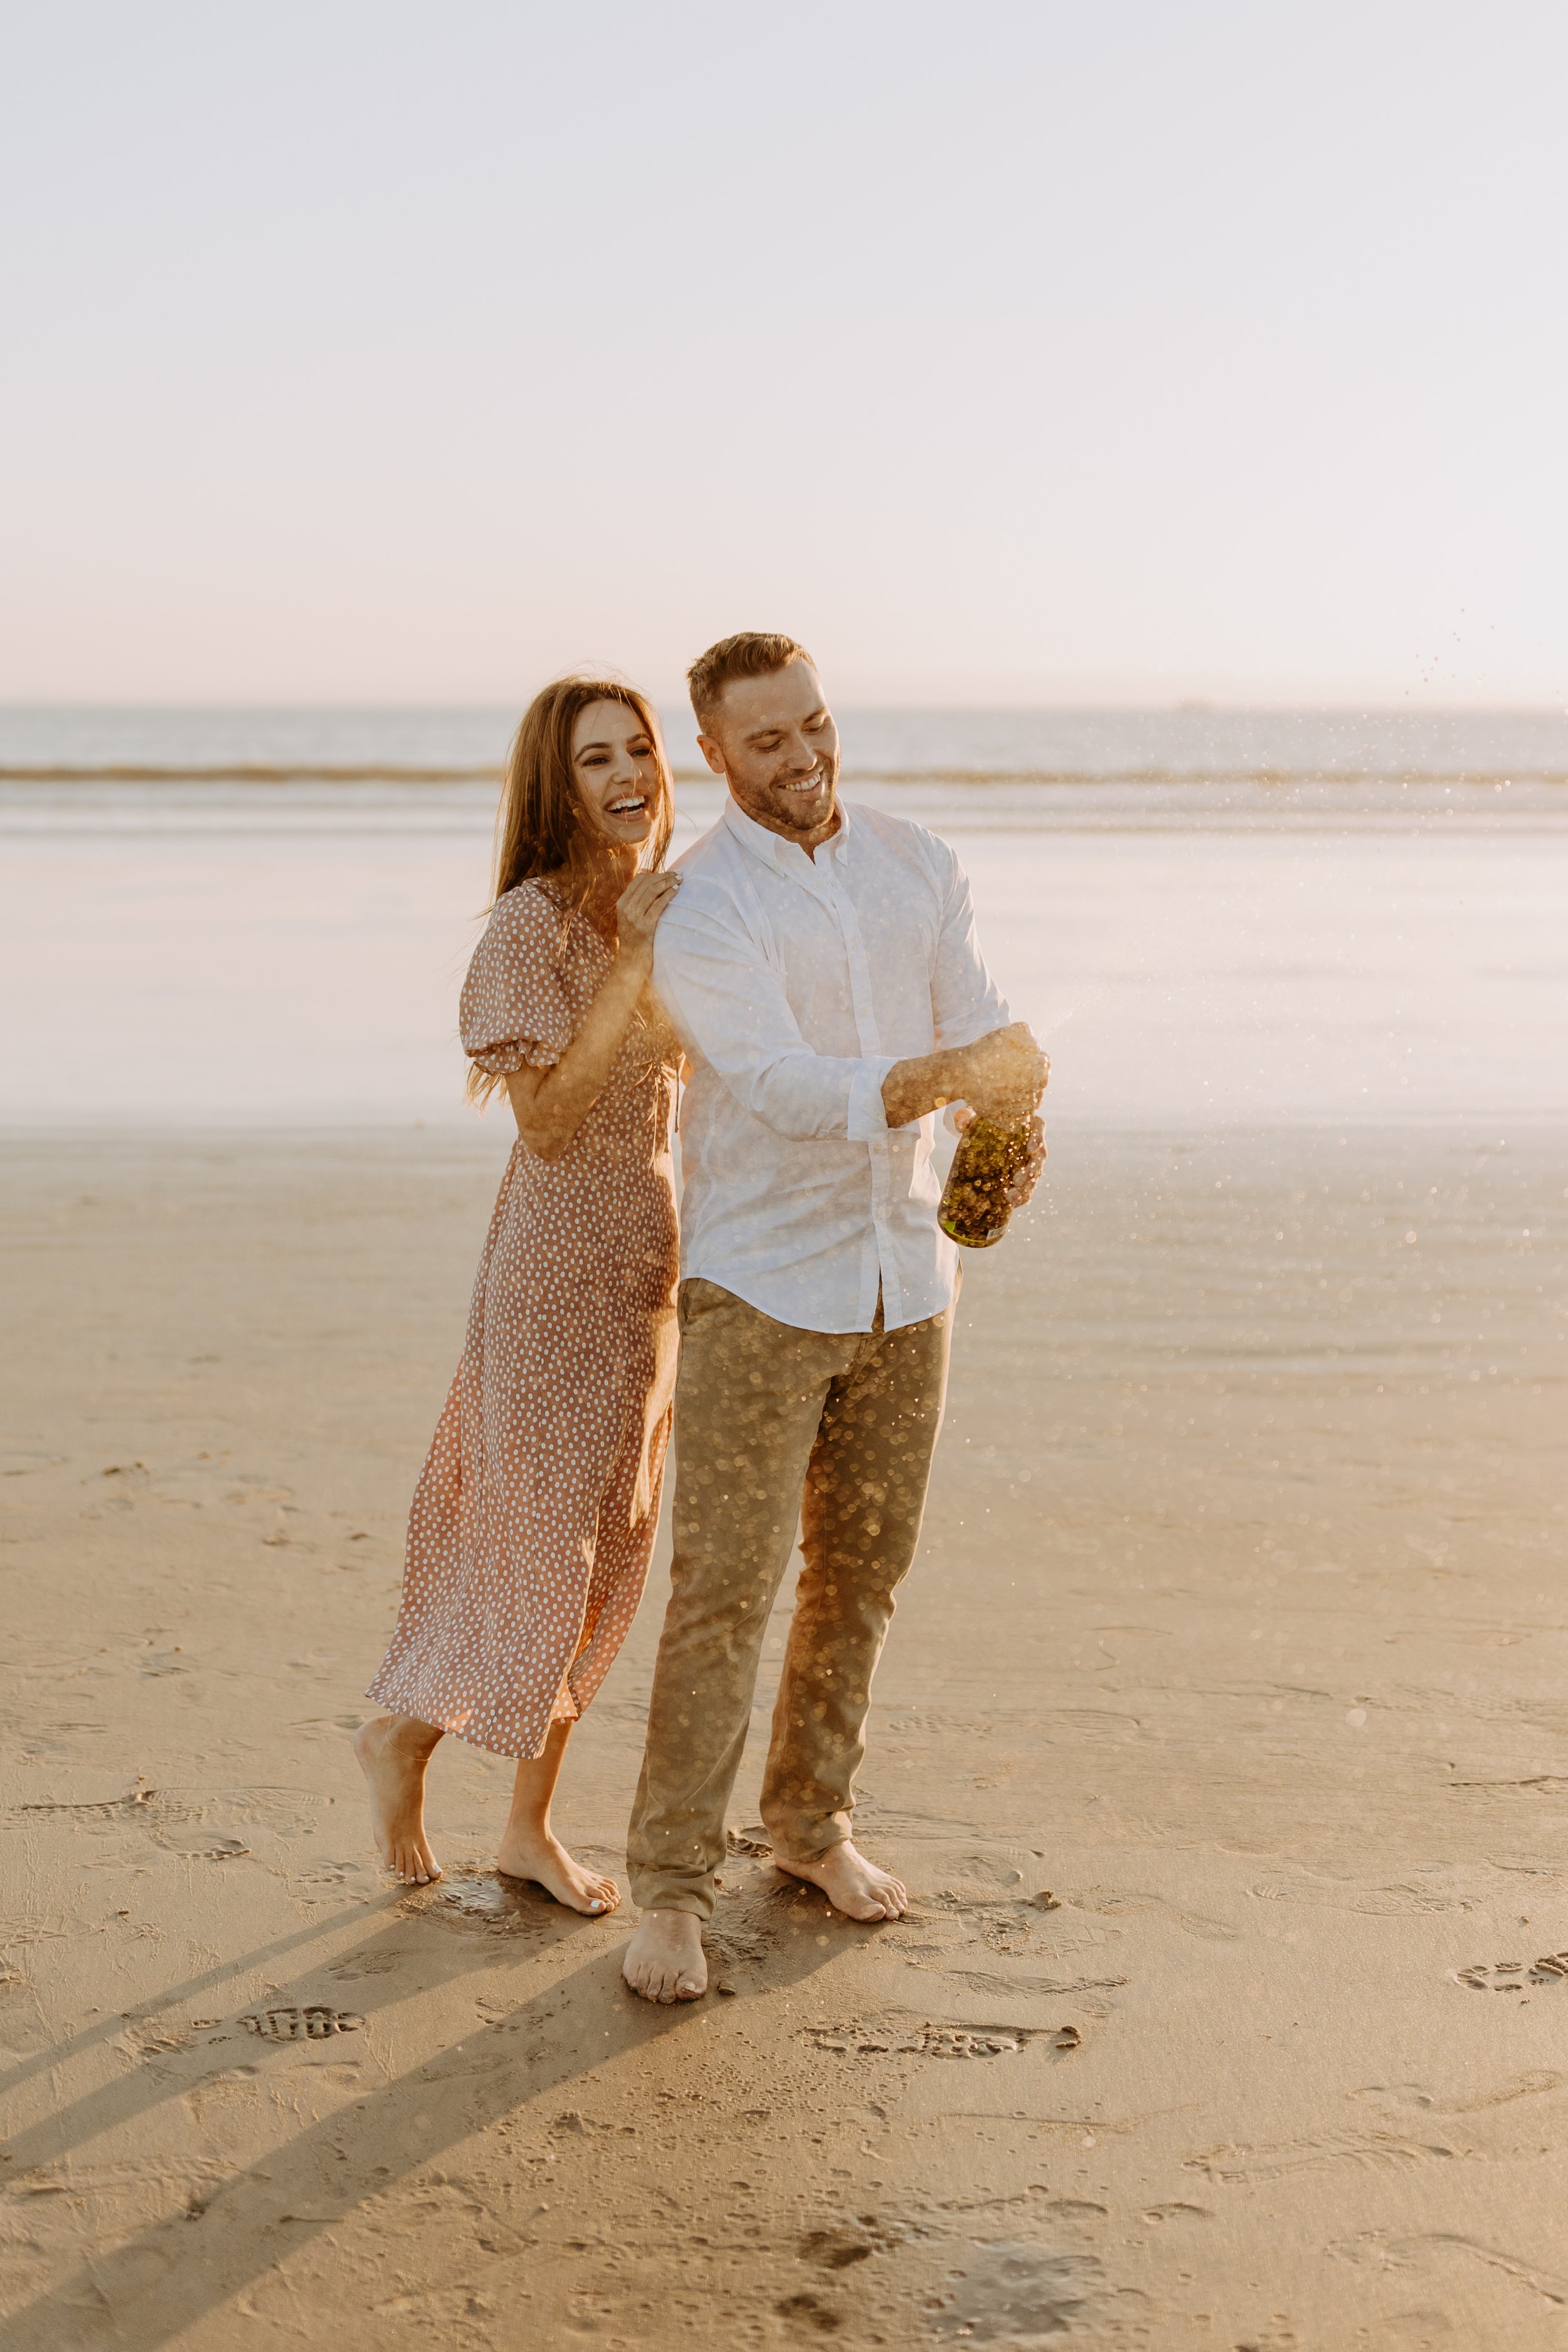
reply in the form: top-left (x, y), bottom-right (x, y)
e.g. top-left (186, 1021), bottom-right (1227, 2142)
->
top-left (1008, 1113), bottom-right (1047, 1205)
top-left (882, 1020), bottom-right (1048, 1133)
top-left (953, 1106), bottom-right (1047, 1205)
top-left (951, 1022), bottom-right (1049, 1124)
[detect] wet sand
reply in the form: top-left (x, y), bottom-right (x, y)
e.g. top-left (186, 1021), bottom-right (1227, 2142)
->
top-left (2, 1122), bottom-right (1565, 2349)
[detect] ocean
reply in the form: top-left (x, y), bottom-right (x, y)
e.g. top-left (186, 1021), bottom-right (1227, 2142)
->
top-left (3, 706), bottom-right (1565, 1129)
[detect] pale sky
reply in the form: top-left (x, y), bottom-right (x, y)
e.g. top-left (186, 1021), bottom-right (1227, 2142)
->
top-left (3, 2), bottom-right (1564, 707)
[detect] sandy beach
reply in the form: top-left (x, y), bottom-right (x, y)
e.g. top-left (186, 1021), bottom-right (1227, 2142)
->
top-left (3, 1120), bottom-right (1565, 2349)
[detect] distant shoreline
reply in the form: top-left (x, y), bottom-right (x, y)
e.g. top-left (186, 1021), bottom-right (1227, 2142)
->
top-left (5, 762), bottom-right (1567, 789)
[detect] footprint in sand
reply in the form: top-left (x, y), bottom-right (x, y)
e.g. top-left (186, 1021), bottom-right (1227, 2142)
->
top-left (432, 1873), bottom-right (553, 1930)
top-left (240, 2006), bottom-right (363, 2041)
top-left (124, 2020), bottom-right (198, 2058)
top-left (330, 1952), bottom-right (401, 1980)
top-left (775, 2290), bottom-right (842, 2334)
top-left (803, 2019), bottom-right (1075, 2059)
top-left (18, 1788), bottom-right (159, 1817)
top-left (806, 2022), bottom-right (1017, 2058)
top-left (799, 2228), bottom-right (876, 2270)
top-left (707, 1923), bottom-right (770, 1973)
top-left (1456, 1952), bottom-right (1568, 1992)
top-left (922, 2027), bottom-right (1025, 2059)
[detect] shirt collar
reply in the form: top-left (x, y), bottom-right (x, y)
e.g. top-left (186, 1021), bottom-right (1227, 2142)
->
top-left (721, 793), bottom-right (852, 876)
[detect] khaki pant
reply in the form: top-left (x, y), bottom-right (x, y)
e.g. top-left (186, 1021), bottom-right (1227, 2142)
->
top-left (627, 1276), bottom-right (954, 1920)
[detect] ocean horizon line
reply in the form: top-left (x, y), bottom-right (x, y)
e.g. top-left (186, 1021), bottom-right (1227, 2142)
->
top-left (6, 761), bottom-right (1568, 790)
top-left (3, 697), bottom-right (1567, 716)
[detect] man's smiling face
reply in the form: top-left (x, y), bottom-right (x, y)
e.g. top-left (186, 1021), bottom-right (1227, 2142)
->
top-left (697, 660), bottom-right (841, 849)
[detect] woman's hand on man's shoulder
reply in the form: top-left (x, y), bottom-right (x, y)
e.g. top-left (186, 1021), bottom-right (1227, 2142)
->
top-left (617, 871), bottom-right (683, 951)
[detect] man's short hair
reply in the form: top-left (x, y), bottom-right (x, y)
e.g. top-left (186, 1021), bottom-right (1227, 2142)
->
top-left (687, 632), bottom-right (814, 732)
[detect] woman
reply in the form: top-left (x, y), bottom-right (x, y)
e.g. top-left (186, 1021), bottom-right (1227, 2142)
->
top-left (356, 677), bottom-right (682, 1913)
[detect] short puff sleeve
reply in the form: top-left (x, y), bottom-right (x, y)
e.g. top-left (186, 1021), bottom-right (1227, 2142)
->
top-left (460, 885), bottom-right (576, 1075)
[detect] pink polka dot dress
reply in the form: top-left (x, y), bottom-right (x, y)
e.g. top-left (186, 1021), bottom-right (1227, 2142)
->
top-left (367, 881), bottom-right (680, 1761)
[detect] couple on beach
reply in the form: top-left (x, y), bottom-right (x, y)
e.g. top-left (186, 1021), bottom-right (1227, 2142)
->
top-left (356, 633), bottom-right (1047, 2002)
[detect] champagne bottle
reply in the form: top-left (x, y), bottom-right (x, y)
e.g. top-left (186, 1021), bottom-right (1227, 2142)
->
top-left (937, 1116), bottom-right (1034, 1249)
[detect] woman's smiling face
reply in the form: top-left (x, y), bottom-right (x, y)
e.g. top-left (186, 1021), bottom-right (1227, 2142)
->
top-left (569, 699), bottom-right (665, 850)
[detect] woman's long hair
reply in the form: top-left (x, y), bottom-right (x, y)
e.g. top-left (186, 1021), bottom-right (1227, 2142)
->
top-left (468, 674), bottom-right (674, 1108)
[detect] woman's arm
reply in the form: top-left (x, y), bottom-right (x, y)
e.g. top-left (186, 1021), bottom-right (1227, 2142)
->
top-left (504, 871), bottom-right (680, 1160)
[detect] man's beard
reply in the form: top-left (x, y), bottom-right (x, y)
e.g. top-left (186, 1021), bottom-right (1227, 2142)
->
top-left (770, 766), bottom-right (838, 835)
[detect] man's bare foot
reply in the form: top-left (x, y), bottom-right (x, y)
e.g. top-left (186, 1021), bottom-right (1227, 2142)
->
top-left (354, 1716), bottom-right (442, 1885)
top-left (775, 1839), bottom-right (907, 1921)
top-left (497, 1823), bottom-right (620, 1915)
top-left (622, 1910), bottom-right (707, 2002)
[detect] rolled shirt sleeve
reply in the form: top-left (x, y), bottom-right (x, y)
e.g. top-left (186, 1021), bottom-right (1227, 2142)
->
top-left (655, 895), bottom-right (898, 1144)
top-left (846, 1056), bottom-right (896, 1139)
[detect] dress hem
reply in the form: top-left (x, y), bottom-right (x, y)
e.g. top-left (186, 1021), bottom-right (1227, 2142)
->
top-left (361, 1680), bottom-right (578, 1766)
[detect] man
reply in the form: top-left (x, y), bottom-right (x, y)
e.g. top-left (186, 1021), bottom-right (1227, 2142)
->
top-left (622, 633), bottom-right (1046, 2002)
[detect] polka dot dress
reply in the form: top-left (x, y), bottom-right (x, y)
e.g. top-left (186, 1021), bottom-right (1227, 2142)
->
top-left (367, 881), bottom-right (680, 1761)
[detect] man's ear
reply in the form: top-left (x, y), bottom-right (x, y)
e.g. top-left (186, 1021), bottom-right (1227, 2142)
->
top-left (696, 732), bottom-right (728, 780)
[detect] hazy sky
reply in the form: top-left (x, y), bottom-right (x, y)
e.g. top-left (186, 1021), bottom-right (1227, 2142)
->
top-left (3, 3), bottom-right (1564, 706)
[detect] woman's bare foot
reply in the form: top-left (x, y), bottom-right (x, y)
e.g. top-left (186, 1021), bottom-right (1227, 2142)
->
top-left (354, 1715), bottom-right (442, 1885)
top-left (496, 1719), bottom-right (618, 1914)
top-left (622, 1910), bottom-right (707, 2001)
top-left (497, 1823), bottom-right (620, 1915)
top-left (775, 1839), bottom-right (907, 1920)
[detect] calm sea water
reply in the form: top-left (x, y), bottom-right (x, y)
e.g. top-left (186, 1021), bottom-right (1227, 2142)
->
top-left (3, 706), bottom-right (1565, 1128)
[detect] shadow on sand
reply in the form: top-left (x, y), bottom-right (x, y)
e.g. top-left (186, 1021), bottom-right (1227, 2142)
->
top-left (6, 1867), bottom-right (850, 2350)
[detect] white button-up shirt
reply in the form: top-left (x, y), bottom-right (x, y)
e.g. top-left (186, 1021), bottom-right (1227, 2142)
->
top-left (652, 797), bottom-right (1011, 1333)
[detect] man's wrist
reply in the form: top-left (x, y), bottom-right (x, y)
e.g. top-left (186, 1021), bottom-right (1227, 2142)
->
top-left (928, 1046), bottom-right (967, 1107)
top-left (881, 1046), bottom-right (967, 1128)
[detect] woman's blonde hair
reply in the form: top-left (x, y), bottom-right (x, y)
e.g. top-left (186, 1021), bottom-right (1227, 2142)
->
top-left (467, 675), bottom-right (674, 1107)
